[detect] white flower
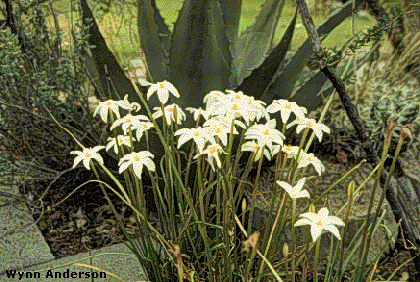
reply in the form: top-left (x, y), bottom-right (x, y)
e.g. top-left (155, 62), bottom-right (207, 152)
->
top-left (71, 146), bottom-right (105, 170)
top-left (147, 80), bottom-right (180, 104)
top-left (204, 116), bottom-right (246, 131)
top-left (225, 90), bottom-right (248, 101)
top-left (174, 127), bottom-right (216, 153)
top-left (153, 104), bottom-right (186, 125)
top-left (266, 99), bottom-right (307, 123)
top-left (93, 98), bottom-right (131, 123)
top-left (203, 117), bottom-right (239, 147)
top-left (241, 141), bottom-right (271, 162)
top-left (185, 107), bottom-right (210, 121)
top-left (242, 95), bottom-right (269, 123)
top-left (287, 118), bottom-right (330, 142)
top-left (194, 143), bottom-right (225, 171)
top-left (297, 153), bottom-right (325, 176)
top-left (245, 119), bottom-right (285, 151)
top-left (294, 207), bottom-right (345, 242)
top-left (105, 135), bottom-right (135, 154)
top-left (276, 178), bottom-right (310, 199)
top-left (132, 121), bottom-right (154, 141)
top-left (110, 114), bottom-right (149, 134)
top-left (208, 96), bottom-right (254, 124)
top-left (203, 90), bottom-right (226, 107)
top-left (281, 144), bottom-right (300, 158)
top-left (118, 151), bottom-right (155, 179)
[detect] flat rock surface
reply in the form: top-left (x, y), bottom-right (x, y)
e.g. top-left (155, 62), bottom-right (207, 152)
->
top-left (0, 176), bottom-right (54, 275)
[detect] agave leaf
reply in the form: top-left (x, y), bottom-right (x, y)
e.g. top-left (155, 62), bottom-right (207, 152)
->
top-left (290, 68), bottom-right (335, 112)
top-left (235, 0), bottom-right (286, 85)
top-left (150, 0), bottom-right (172, 53)
top-left (168, 0), bottom-right (231, 112)
top-left (80, 0), bottom-right (138, 103)
top-left (219, 0), bottom-right (242, 87)
top-left (138, 0), bottom-right (170, 81)
top-left (235, 10), bottom-right (297, 98)
top-left (82, 53), bottom-right (106, 101)
top-left (260, 0), bottom-right (365, 104)
top-left (80, 0), bottom-right (165, 164)
top-left (219, 0), bottom-right (242, 45)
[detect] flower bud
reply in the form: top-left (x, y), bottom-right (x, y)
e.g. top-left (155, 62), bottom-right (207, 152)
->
top-left (309, 204), bottom-right (315, 213)
top-left (283, 243), bottom-right (289, 258)
top-left (347, 181), bottom-right (355, 200)
top-left (242, 198), bottom-right (247, 215)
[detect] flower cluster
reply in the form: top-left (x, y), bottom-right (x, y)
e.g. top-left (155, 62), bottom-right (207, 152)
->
top-left (71, 80), bottom-right (343, 241)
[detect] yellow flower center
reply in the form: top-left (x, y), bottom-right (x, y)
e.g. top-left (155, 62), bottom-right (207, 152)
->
top-left (143, 124), bottom-right (148, 129)
top-left (285, 145), bottom-right (292, 151)
top-left (85, 153), bottom-right (91, 158)
top-left (134, 155), bottom-right (140, 161)
top-left (316, 220), bottom-right (324, 226)
top-left (210, 147), bottom-right (217, 154)
top-left (216, 128), bottom-right (221, 133)
top-left (126, 118), bottom-right (131, 123)
top-left (248, 100), bottom-right (252, 105)
top-left (307, 157), bottom-right (313, 162)
top-left (118, 138), bottom-right (123, 143)
top-left (106, 101), bottom-right (112, 105)
top-left (254, 145), bottom-right (259, 151)
top-left (285, 103), bottom-right (291, 109)
top-left (306, 121), bottom-right (314, 127)
top-left (263, 129), bottom-right (270, 135)
top-left (235, 94), bottom-right (241, 99)
top-left (159, 83), bottom-right (165, 89)
top-left (167, 107), bottom-right (174, 113)
top-left (193, 131), bottom-right (200, 137)
top-left (231, 104), bottom-right (238, 111)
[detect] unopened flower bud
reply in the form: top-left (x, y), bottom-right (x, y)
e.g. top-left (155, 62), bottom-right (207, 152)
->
top-left (242, 198), bottom-right (247, 215)
top-left (283, 243), bottom-right (289, 258)
top-left (400, 127), bottom-right (413, 146)
top-left (309, 204), bottom-right (315, 213)
top-left (347, 181), bottom-right (355, 200)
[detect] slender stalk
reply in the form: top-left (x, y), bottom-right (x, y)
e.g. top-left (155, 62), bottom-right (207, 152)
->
top-left (313, 238), bottom-right (321, 282)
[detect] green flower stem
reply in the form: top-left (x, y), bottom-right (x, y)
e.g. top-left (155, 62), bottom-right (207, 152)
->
top-left (360, 129), bottom-right (406, 275)
top-left (290, 128), bottom-right (309, 182)
top-left (314, 237), bottom-right (321, 282)
top-left (259, 151), bottom-right (285, 261)
top-left (90, 163), bottom-right (148, 264)
top-left (128, 125), bottom-right (144, 213)
top-left (245, 240), bottom-right (259, 282)
top-left (304, 89), bottom-right (336, 153)
top-left (247, 147), bottom-right (265, 235)
top-left (224, 119), bottom-right (236, 173)
top-left (354, 129), bottom-right (392, 280)
top-left (232, 127), bottom-right (247, 178)
top-left (302, 227), bottom-right (312, 282)
top-left (337, 183), bottom-right (355, 280)
top-left (303, 160), bottom-right (366, 213)
top-left (256, 180), bottom-right (288, 281)
top-left (109, 110), bottom-right (135, 213)
top-left (196, 157), bottom-right (213, 279)
top-left (291, 198), bottom-right (297, 282)
top-left (233, 150), bottom-right (257, 202)
top-left (135, 90), bottom-right (210, 259)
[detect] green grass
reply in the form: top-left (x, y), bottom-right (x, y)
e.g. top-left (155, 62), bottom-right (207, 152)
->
top-left (38, 1), bottom-right (376, 67)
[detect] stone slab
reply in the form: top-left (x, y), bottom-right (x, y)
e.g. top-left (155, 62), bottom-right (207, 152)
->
top-left (0, 175), bottom-right (54, 274)
top-left (0, 242), bottom-right (145, 282)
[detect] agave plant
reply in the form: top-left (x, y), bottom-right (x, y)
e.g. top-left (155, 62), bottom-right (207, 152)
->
top-left (80, 0), bottom-right (365, 166)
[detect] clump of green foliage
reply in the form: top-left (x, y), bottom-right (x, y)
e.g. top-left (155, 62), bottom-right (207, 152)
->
top-left (0, 0), bottom-right (100, 184)
top-left (320, 35), bottom-right (420, 161)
